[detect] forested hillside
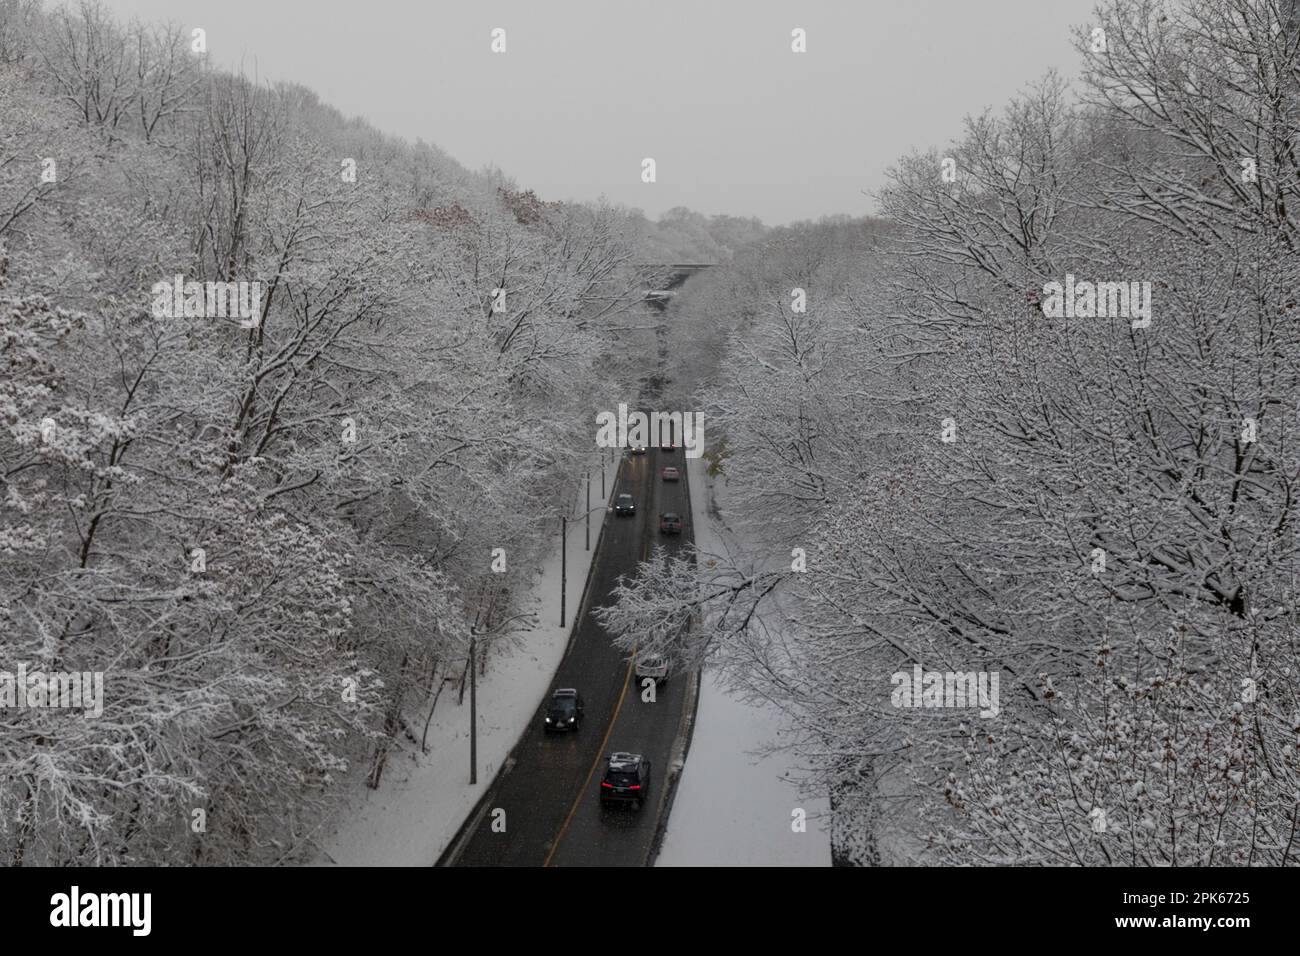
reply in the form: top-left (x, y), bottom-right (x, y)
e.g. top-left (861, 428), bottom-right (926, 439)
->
top-left (602, 0), bottom-right (1300, 866)
top-left (628, 206), bottom-right (767, 264)
top-left (0, 0), bottom-right (648, 864)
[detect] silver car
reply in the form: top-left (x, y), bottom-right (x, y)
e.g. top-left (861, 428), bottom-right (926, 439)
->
top-left (634, 653), bottom-right (667, 685)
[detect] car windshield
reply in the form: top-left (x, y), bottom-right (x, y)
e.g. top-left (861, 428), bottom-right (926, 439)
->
top-left (606, 772), bottom-right (639, 786)
top-left (549, 698), bottom-right (575, 714)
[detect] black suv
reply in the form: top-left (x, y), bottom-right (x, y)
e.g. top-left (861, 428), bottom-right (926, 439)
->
top-left (544, 688), bottom-right (584, 733)
top-left (614, 494), bottom-right (636, 516)
top-left (600, 752), bottom-right (651, 809)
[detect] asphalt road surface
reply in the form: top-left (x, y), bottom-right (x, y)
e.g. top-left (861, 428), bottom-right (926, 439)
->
top-left (452, 440), bottom-right (694, 867)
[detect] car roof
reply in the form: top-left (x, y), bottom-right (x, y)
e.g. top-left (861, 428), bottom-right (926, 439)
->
top-left (608, 751), bottom-right (642, 769)
top-left (552, 688), bottom-right (578, 697)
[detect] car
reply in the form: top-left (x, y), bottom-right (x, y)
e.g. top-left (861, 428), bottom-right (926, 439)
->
top-left (614, 494), bottom-right (635, 516)
top-left (543, 688), bottom-right (584, 733)
top-left (661, 466), bottom-right (680, 482)
top-left (600, 752), bottom-right (652, 809)
top-left (634, 653), bottom-right (668, 685)
top-left (629, 444), bottom-right (647, 455)
top-left (660, 442), bottom-right (676, 453)
top-left (659, 512), bottom-right (682, 535)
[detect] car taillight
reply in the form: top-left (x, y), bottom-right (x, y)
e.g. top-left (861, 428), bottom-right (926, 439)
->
top-left (627, 784), bottom-right (641, 790)
top-left (601, 781), bottom-right (613, 788)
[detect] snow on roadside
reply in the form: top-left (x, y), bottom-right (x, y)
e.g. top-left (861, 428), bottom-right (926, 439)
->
top-left (655, 457), bottom-right (830, 866)
top-left (313, 457), bottom-right (619, 866)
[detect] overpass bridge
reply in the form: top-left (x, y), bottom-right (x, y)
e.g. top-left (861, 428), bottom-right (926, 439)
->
top-left (634, 264), bottom-right (715, 306)
top-left (635, 263), bottom-right (715, 287)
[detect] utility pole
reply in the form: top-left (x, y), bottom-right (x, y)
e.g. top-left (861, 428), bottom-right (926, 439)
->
top-left (468, 626), bottom-right (477, 785)
top-left (559, 505), bottom-right (609, 629)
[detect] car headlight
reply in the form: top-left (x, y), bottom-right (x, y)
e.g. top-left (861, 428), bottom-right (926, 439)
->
top-left (545, 717), bottom-right (552, 723)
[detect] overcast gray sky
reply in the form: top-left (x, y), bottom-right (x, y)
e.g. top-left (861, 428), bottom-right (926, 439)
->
top-left (103, 0), bottom-right (1100, 225)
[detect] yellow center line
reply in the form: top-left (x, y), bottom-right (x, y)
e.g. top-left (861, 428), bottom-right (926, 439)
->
top-left (543, 469), bottom-right (652, 867)
top-left (543, 642), bottom-right (635, 867)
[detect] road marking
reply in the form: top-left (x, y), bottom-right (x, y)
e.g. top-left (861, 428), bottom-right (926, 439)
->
top-left (544, 642), bottom-right (635, 867)
top-left (543, 468), bottom-right (652, 867)
top-left (542, 447), bottom-right (659, 867)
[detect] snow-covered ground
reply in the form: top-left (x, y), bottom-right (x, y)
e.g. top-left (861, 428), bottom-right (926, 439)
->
top-left (315, 457), bottom-right (619, 866)
top-left (315, 449), bottom-right (830, 868)
top-left (656, 457), bottom-right (831, 866)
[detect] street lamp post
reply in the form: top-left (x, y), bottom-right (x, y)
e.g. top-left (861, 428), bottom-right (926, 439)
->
top-left (468, 625), bottom-right (478, 785)
top-left (559, 503), bottom-right (613, 629)
top-left (463, 610), bottom-right (529, 786)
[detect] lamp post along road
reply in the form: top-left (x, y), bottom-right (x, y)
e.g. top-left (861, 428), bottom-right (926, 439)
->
top-left (468, 627), bottom-right (477, 785)
top-left (463, 610), bottom-right (530, 787)
top-left (560, 502), bottom-right (614, 628)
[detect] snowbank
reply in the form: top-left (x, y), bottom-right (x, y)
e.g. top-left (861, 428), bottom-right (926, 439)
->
top-left (315, 457), bottom-right (619, 866)
top-left (655, 457), bottom-right (830, 866)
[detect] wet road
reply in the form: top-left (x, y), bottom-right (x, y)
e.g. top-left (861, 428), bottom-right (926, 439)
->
top-left (452, 441), bottom-right (694, 867)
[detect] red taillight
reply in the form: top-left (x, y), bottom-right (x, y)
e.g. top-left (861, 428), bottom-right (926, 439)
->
top-left (601, 781), bottom-right (613, 788)
top-left (627, 784), bottom-right (641, 790)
